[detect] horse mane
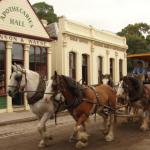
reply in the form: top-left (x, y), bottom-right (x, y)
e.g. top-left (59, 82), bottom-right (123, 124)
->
top-left (124, 76), bottom-right (144, 101)
top-left (61, 75), bottom-right (83, 98)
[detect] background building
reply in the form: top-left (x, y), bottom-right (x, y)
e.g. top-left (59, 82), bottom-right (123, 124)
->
top-left (50, 16), bottom-right (128, 85)
top-left (0, 0), bottom-right (52, 113)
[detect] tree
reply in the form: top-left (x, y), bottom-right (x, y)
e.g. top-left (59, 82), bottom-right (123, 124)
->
top-left (32, 2), bottom-right (58, 24)
top-left (117, 23), bottom-right (150, 72)
top-left (117, 23), bottom-right (150, 54)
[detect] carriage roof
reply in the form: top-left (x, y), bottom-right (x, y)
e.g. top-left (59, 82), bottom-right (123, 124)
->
top-left (127, 53), bottom-right (150, 62)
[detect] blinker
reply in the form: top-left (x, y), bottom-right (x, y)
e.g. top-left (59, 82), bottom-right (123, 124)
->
top-left (15, 73), bottom-right (22, 82)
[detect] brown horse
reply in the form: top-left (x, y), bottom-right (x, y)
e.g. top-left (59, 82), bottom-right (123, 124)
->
top-left (51, 71), bottom-right (116, 148)
top-left (117, 76), bottom-right (150, 131)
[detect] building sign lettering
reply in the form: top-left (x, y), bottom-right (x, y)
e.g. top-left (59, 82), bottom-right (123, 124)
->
top-left (0, 6), bottom-right (34, 28)
top-left (10, 18), bottom-right (25, 27)
top-left (0, 34), bottom-right (46, 47)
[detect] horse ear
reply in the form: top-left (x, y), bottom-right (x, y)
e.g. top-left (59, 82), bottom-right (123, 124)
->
top-left (54, 71), bottom-right (57, 76)
top-left (12, 64), bottom-right (17, 71)
top-left (17, 64), bottom-right (22, 71)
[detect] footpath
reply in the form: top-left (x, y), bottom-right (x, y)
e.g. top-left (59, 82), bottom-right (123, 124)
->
top-left (0, 111), bottom-right (37, 126)
top-left (0, 110), bottom-right (68, 126)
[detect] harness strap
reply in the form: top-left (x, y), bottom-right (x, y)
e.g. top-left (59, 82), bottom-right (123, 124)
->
top-left (89, 86), bottom-right (101, 113)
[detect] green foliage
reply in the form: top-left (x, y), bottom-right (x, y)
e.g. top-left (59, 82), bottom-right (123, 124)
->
top-left (117, 23), bottom-right (150, 54)
top-left (32, 2), bottom-right (58, 24)
top-left (117, 23), bottom-right (150, 72)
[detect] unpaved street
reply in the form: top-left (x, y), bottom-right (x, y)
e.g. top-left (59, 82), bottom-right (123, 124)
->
top-left (0, 115), bottom-right (150, 150)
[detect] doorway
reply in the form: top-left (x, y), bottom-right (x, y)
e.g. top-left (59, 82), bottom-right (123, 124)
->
top-left (12, 43), bottom-right (24, 106)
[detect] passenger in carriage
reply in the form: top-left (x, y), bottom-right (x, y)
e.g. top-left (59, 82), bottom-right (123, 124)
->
top-left (132, 61), bottom-right (146, 82)
top-left (146, 63), bottom-right (150, 81)
top-left (132, 61), bottom-right (146, 74)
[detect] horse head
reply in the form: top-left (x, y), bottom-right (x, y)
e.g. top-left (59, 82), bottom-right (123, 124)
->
top-left (117, 76), bottom-right (144, 104)
top-left (51, 71), bottom-right (83, 108)
top-left (102, 74), bottom-right (114, 87)
top-left (8, 64), bottom-right (27, 97)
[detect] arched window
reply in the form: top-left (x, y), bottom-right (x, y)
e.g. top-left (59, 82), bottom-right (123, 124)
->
top-left (69, 52), bottom-right (76, 79)
top-left (98, 56), bottom-right (103, 83)
top-left (29, 46), bottom-right (47, 78)
top-left (82, 54), bottom-right (88, 84)
top-left (0, 41), bottom-right (6, 95)
top-left (119, 59), bottom-right (123, 80)
top-left (110, 58), bottom-right (114, 81)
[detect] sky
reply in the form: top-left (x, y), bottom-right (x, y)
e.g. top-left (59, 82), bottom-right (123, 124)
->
top-left (30, 0), bottom-right (150, 33)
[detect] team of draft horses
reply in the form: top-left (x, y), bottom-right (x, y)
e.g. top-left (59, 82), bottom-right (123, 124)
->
top-left (7, 63), bottom-right (150, 148)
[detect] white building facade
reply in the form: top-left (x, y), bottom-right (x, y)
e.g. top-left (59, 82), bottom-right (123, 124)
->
top-left (51, 17), bottom-right (128, 85)
top-left (0, 0), bottom-right (52, 113)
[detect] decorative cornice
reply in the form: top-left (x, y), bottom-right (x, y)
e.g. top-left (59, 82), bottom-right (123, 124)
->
top-left (67, 34), bottom-right (127, 52)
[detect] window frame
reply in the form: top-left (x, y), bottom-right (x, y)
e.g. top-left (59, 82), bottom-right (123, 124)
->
top-left (29, 46), bottom-right (47, 78)
top-left (69, 52), bottom-right (76, 79)
top-left (98, 56), bottom-right (103, 83)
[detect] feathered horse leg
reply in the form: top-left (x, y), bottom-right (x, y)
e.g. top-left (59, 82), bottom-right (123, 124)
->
top-left (74, 114), bottom-right (89, 149)
top-left (38, 112), bottom-right (53, 148)
top-left (105, 113), bottom-right (115, 142)
top-left (140, 110), bottom-right (149, 131)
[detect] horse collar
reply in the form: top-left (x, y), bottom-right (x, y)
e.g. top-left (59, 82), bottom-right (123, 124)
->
top-left (27, 76), bottom-right (46, 105)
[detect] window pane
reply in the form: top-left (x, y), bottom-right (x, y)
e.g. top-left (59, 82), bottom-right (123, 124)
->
top-left (98, 56), bottom-right (103, 83)
top-left (29, 46), bottom-right (47, 79)
top-left (0, 41), bottom-right (5, 95)
top-left (29, 46), bottom-right (35, 71)
top-left (41, 48), bottom-right (47, 77)
top-left (119, 59), bottom-right (123, 80)
top-left (35, 47), bottom-right (41, 73)
top-left (69, 52), bottom-right (76, 79)
top-left (41, 47), bottom-right (46, 63)
top-left (12, 44), bottom-right (23, 60)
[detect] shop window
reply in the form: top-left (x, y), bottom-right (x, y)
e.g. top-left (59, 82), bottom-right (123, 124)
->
top-left (119, 59), bottom-right (123, 80)
top-left (69, 52), bottom-right (76, 79)
top-left (29, 46), bottom-right (47, 79)
top-left (0, 42), bottom-right (6, 95)
top-left (12, 43), bottom-right (24, 66)
top-left (98, 56), bottom-right (103, 83)
top-left (12, 43), bottom-right (24, 105)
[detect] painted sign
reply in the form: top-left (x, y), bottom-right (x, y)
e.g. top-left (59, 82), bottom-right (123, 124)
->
top-left (0, 0), bottom-right (49, 39)
top-left (0, 6), bottom-right (34, 28)
top-left (0, 34), bottom-right (48, 47)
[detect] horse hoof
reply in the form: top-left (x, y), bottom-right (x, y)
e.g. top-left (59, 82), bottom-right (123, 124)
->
top-left (38, 140), bottom-right (46, 148)
top-left (105, 134), bottom-right (114, 142)
top-left (140, 125), bottom-right (149, 131)
top-left (76, 141), bottom-right (88, 149)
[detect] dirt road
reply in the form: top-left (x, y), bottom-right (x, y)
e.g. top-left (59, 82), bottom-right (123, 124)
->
top-left (0, 115), bottom-right (150, 150)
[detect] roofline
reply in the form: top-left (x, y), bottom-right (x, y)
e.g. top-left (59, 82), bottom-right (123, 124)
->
top-left (26, 0), bottom-right (53, 41)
